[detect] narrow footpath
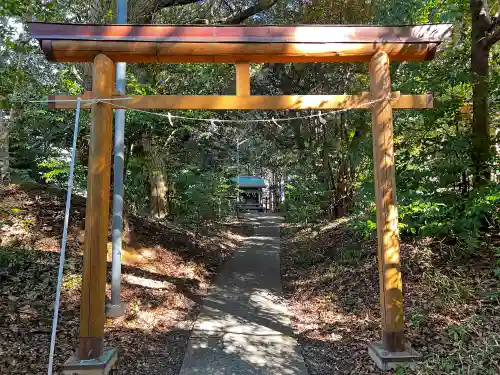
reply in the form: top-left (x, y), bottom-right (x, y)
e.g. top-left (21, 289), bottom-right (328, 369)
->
top-left (179, 215), bottom-right (309, 375)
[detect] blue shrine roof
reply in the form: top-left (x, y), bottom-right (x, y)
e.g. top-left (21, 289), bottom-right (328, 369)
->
top-left (232, 176), bottom-right (266, 188)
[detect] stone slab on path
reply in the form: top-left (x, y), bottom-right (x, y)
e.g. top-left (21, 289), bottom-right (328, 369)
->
top-left (178, 214), bottom-right (309, 375)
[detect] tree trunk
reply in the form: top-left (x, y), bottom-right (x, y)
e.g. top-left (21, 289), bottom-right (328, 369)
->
top-left (142, 133), bottom-right (168, 218)
top-left (1, 54), bottom-right (25, 184)
top-left (270, 170), bottom-right (275, 212)
top-left (291, 117), bottom-right (305, 152)
top-left (470, 0), bottom-right (493, 186)
top-left (0, 110), bottom-right (9, 182)
top-left (271, 170), bottom-right (280, 212)
top-left (456, 113), bottom-right (470, 195)
top-left (320, 121), bottom-right (335, 219)
top-left (333, 158), bottom-right (355, 219)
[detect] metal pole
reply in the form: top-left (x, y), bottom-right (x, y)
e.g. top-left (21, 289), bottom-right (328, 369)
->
top-left (236, 141), bottom-right (239, 218)
top-left (106, 0), bottom-right (127, 317)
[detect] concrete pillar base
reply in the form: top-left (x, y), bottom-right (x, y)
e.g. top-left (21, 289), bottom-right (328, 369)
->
top-left (105, 302), bottom-right (127, 318)
top-left (63, 347), bottom-right (118, 375)
top-left (368, 341), bottom-right (421, 371)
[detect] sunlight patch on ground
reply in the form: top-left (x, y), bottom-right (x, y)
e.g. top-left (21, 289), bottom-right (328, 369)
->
top-left (428, 313), bottom-right (464, 326)
top-left (122, 273), bottom-right (174, 290)
top-left (247, 235), bottom-right (273, 241)
top-left (319, 217), bottom-right (351, 232)
top-left (329, 332), bottom-right (343, 341)
top-left (34, 236), bottom-right (59, 252)
top-left (107, 245), bottom-right (163, 266)
top-left (225, 231), bottom-right (248, 241)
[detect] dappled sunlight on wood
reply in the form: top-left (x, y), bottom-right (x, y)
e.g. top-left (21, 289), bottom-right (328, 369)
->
top-left (30, 23), bottom-right (450, 63)
top-left (384, 269), bottom-right (401, 291)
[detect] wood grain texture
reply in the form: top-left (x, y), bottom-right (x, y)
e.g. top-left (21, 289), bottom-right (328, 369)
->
top-left (79, 54), bottom-right (115, 360)
top-left (236, 63), bottom-right (250, 96)
top-left (369, 51), bottom-right (405, 352)
top-left (40, 40), bottom-right (439, 63)
top-left (48, 93), bottom-right (433, 110)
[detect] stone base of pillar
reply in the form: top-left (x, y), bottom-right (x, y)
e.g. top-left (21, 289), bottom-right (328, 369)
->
top-left (63, 347), bottom-right (118, 375)
top-left (368, 341), bottom-right (421, 371)
top-left (105, 302), bottom-right (127, 318)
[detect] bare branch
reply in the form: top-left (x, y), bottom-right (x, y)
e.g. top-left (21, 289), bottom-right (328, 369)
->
top-left (157, 0), bottom-right (200, 7)
top-left (129, 0), bottom-right (199, 23)
top-left (486, 26), bottom-right (500, 46)
top-left (220, 0), bottom-right (278, 24)
top-left (222, 0), bottom-right (236, 13)
top-left (131, 0), bottom-right (278, 24)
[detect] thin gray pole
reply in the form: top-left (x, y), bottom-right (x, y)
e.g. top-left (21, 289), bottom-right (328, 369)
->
top-left (108, 0), bottom-right (127, 316)
top-left (236, 141), bottom-right (239, 218)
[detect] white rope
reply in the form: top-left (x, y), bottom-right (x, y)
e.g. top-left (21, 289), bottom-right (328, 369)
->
top-left (100, 97), bottom-right (387, 124)
top-left (25, 95), bottom-right (399, 124)
top-left (47, 98), bottom-right (82, 375)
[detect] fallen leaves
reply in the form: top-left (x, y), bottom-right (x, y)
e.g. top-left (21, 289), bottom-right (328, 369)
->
top-left (0, 184), bottom-right (247, 374)
top-left (280, 222), bottom-right (500, 375)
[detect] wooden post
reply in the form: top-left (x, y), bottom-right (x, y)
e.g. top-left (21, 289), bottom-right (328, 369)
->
top-left (236, 63), bottom-right (250, 96)
top-left (48, 93), bottom-right (434, 110)
top-left (369, 51), bottom-right (405, 352)
top-left (79, 54), bottom-right (115, 360)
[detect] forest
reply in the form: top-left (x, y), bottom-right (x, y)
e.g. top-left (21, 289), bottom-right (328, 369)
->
top-left (0, 0), bottom-right (499, 374)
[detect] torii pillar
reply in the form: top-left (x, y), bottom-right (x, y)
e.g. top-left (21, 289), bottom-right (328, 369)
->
top-left (367, 51), bottom-right (421, 370)
top-left (63, 54), bottom-right (118, 374)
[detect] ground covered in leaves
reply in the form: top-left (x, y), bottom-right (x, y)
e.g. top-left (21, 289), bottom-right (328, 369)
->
top-left (0, 184), bottom-right (250, 375)
top-left (280, 220), bottom-right (500, 375)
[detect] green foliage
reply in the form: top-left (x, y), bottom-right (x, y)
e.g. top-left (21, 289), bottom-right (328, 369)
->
top-left (417, 313), bottom-right (500, 375)
top-left (62, 273), bottom-right (82, 290)
top-left (0, 246), bottom-right (37, 272)
top-left (37, 156), bottom-right (88, 193)
top-left (407, 310), bottom-right (428, 329)
top-left (447, 323), bottom-right (471, 343)
top-left (351, 183), bottom-right (500, 251)
top-left (38, 159), bottom-right (69, 183)
top-left (346, 7), bottom-right (500, 248)
top-left (172, 168), bottom-right (235, 224)
top-left (336, 244), bottom-right (368, 266)
top-left (284, 179), bottom-right (324, 223)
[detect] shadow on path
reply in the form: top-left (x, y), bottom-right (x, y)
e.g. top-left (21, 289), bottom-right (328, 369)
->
top-left (178, 214), bottom-right (309, 375)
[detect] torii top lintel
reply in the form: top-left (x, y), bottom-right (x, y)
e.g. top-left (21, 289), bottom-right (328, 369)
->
top-left (29, 22), bottom-right (452, 64)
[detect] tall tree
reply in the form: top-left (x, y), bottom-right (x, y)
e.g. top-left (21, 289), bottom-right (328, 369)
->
top-left (0, 108), bottom-right (7, 182)
top-left (470, 0), bottom-right (500, 185)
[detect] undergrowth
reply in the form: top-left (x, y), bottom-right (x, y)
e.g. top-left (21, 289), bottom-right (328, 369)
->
top-left (281, 216), bottom-right (500, 374)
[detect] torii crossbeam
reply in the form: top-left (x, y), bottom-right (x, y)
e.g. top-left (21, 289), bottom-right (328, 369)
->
top-left (29, 22), bottom-right (451, 373)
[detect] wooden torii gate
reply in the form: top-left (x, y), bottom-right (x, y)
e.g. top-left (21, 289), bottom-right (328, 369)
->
top-left (30, 22), bottom-right (451, 372)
